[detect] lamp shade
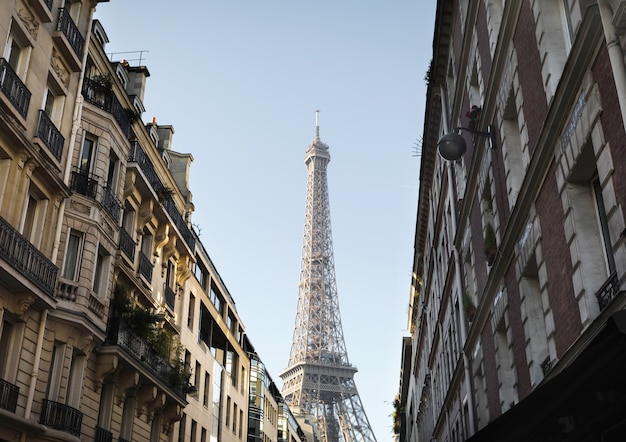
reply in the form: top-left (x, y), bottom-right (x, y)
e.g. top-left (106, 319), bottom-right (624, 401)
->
top-left (437, 132), bottom-right (467, 161)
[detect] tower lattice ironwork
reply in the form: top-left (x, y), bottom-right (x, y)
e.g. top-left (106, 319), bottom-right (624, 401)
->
top-left (280, 112), bottom-right (377, 442)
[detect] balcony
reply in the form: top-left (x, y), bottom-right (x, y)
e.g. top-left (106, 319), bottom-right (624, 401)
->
top-left (53, 8), bottom-right (84, 70)
top-left (596, 271), bottom-right (620, 310)
top-left (0, 215), bottom-right (58, 297)
top-left (0, 58), bottom-right (31, 119)
top-left (119, 229), bottom-right (135, 262)
top-left (105, 317), bottom-right (187, 400)
top-left (128, 143), bottom-right (195, 252)
top-left (70, 168), bottom-right (99, 198)
top-left (40, 399), bottom-right (83, 437)
top-left (0, 378), bottom-right (19, 412)
top-left (95, 426), bottom-right (113, 442)
top-left (36, 110), bottom-right (64, 161)
top-left (82, 77), bottom-right (131, 139)
top-left (27, 0), bottom-right (53, 23)
top-left (164, 285), bottom-right (176, 311)
top-left (138, 251), bottom-right (153, 283)
top-left (102, 186), bottom-right (122, 223)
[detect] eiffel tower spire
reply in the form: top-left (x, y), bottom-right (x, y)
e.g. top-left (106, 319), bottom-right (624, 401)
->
top-left (280, 112), bottom-right (377, 442)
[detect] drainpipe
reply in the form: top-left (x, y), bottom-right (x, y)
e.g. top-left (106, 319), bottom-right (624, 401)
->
top-left (20, 309), bottom-right (47, 442)
top-left (439, 84), bottom-right (477, 435)
top-left (598, 0), bottom-right (626, 134)
top-left (51, 5), bottom-right (95, 262)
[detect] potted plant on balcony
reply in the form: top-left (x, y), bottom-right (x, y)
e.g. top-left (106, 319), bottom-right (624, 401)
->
top-left (484, 222), bottom-right (497, 266)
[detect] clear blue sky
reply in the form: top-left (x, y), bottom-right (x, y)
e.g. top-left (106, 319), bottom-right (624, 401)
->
top-left (94, 2), bottom-right (435, 440)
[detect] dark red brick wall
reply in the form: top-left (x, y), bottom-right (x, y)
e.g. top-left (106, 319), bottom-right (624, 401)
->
top-left (477, 0), bottom-right (492, 86)
top-left (514, 0), bottom-right (548, 155)
top-left (593, 45), bottom-right (626, 226)
top-left (535, 162), bottom-right (581, 356)
top-left (481, 320), bottom-right (502, 419)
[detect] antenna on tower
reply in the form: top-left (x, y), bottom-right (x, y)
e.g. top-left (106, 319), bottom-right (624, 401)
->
top-left (315, 110), bottom-right (320, 139)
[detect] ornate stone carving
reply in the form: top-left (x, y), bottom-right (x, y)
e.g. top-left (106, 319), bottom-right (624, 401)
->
top-left (17, 8), bottom-right (38, 39)
top-left (16, 295), bottom-right (35, 315)
top-left (51, 49), bottom-right (70, 88)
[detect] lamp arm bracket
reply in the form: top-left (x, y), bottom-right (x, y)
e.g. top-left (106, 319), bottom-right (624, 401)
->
top-left (454, 125), bottom-right (496, 149)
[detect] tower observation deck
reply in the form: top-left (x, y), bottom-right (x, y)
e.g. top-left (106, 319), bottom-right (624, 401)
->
top-left (280, 112), bottom-right (377, 442)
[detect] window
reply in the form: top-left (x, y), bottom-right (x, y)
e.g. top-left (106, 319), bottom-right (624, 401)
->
top-left (226, 396), bottom-right (231, 428)
top-left (43, 76), bottom-right (66, 127)
top-left (0, 314), bottom-right (24, 384)
top-left (46, 342), bottom-right (66, 401)
top-left (194, 361), bottom-right (201, 401)
top-left (239, 409), bottom-right (243, 439)
top-left (226, 350), bottom-right (238, 388)
top-left (79, 135), bottom-right (96, 175)
top-left (150, 412), bottom-right (162, 442)
top-left (93, 246), bottom-right (110, 297)
top-left (62, 230), bottom-right (83, 280)
top-left (97, 382), bottom-right (114, 432)
top-left (203, 371), bottom-right (210, 406)
top-left (233, 403), bottom-right (237, 431)
top-left (209, 284), bottom-right (223, 317)
top-left (66, 348), bottom-right (85, 408)
top-left (5, 24), bottom-right (32, 78)
top-left (201, 427), bottom-right (207, 442)
top-left (190, 419), bottom-right (197, 442)
top-left (120, 394), bottom-right (136, 440)
top-left (188, 293), bottom-right (196, 329)
top-left (227, 310), bottom-right (236, 335)
top-left (194, 257), bottom-right (208, 290)
top-left (105, 150), bottom-right (119, 189)
top-left (177, 413), bottom-right (186, 442)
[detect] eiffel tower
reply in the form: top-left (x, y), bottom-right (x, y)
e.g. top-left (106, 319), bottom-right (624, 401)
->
top-left (280, 112), bottom-right (377, 442)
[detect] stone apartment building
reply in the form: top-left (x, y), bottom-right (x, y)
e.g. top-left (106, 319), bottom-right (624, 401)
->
top-left (0, 1), bottom-right (304, 442)
top-left (399, 1), bottom-right (626, 441)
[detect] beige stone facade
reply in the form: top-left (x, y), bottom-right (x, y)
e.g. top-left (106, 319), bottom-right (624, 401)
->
top-left (0, 2), bottom-right (304, 442)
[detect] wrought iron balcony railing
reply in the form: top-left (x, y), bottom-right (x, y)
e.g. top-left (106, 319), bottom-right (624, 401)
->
top-left (128, 143), bottom-right (195, 251)
top-left (0, 215), bottom-right (57, 296)
top-left (56, 8), bottom-right (84, 60)
top-left (101, 186), bottom-right (122, 223)
top-left (164, 284), bottom-right (176, 311)
top-left (40, 399), bottom-right (83, 437)
top-left (95, 426), bottom-right (113, 442)
top-left (105, 316), bottom-right (186, 399)
top-left (596, 271), bottom-right (620, 310)
top-left (70, 168), bottom-right (99, 198)
top-left (43, 0), bottom-right (53, 10)
top-left (36, 110), bottom-right (64, 161)
top-left (138, 250), bottom-right (153, 282)
top-left (0, 378), bottom-right (19, 412)
top-left (0, 58), bottom-right (31, 118)
top-left (82, 77), bottom-right (131, 139)
top-left (118, 229), bottom-right (135, 262)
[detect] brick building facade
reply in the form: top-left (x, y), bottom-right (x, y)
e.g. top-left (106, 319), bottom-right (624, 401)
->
top-left (399, 1), bottom-right (626, 441)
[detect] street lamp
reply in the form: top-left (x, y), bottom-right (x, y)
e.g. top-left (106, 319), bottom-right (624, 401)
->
top-left (437, 124), bottom-right (497, 161)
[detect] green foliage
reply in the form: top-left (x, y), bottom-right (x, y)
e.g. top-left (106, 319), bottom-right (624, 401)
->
top-left (91, 73), bottom-right (113, 90)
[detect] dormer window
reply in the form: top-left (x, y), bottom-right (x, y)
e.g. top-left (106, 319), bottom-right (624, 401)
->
top-left (115, 64), bottom-right (128, 89)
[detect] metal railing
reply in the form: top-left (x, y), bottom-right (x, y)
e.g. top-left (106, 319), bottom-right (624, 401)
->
top-left (40, 399), bottom-right (83, 437)
top-left (101, 186), bottom-right (121, 223)
top-left (95, 426), bottom-right (113, 442)
top-left (128, 142), bottom-right (195, 251)
top-left (0, 215), bottom-right (57, 296)
top-left (0, 58), bottom-right (31, 118)
top-left (596, 271), bottom-right (620, 310)
top-left (105, 317), bottom-right (186, 399)
top-left (165, 285), bottom-right (176, 311)
top-left (43, 0), bottom-right (53, 10)
top-left (82, 77), bottom-right (131, 139)
top-left (36, 110), bottom-right (64, 161)
top-left (70, 168), bottom-right (99, 198)
top-left (138, 251), bottom-right (153, 282)
top-left (0, 378), bottom-right (19, 412)
top-left (56, 8), bottom-right (84, 59)
top-left (118, 229), bottom-right (135, 262)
